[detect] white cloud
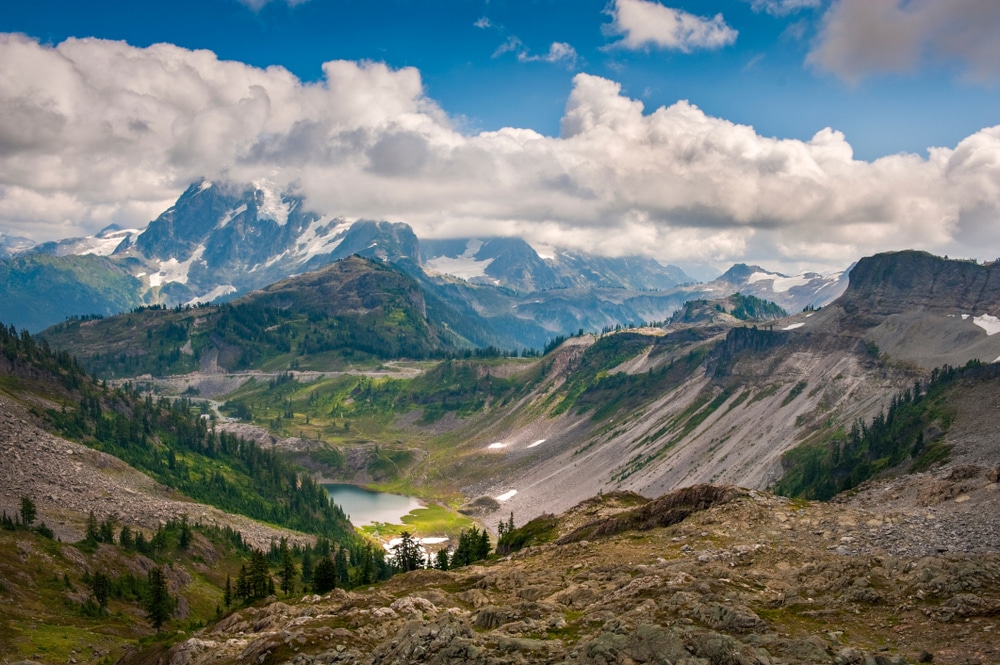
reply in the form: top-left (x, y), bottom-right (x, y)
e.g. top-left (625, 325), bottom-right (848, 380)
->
top-left (492, 36), bottom-right (522, 59)
top-left (747, 0), bottom-right (820, 16)
top-left (2, 35), bottom-right (1000, 273)
top-left (809, 0), bottom-right (1000, 83)
top-left (517, 42), bottom-right (578, 68)
top-left (474, 17), bottom-right (493, 29)
top-left (605, 0), bottom-right (737, 53)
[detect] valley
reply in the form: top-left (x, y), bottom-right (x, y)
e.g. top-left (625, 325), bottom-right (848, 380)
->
top-left (5, 240), bottom-right (1000, 664)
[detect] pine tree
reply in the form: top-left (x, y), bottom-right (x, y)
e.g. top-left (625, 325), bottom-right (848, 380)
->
top-left (391, 531), bottom-right (423, 572)
top-left (91, 571), bottom-right (111, 611)
top-left (84, 511), bottom-right (100, 545)
top-left (19, 496), bottom-right (36, 528)
top-left (434, 548), bottom-right (450, 571)
top-left (235, 564), bottom-right (250, 601)
top-left (300, 549), bottom-right (313, 585)
top-left (145, 567), bottom-right (173, 631)
top-left (334, 547), bottom-right (350, 587)
top-left (119, 525), bottom-right (134, 551)
top-left (178, 515), bottom-right (191, 550)
top-left (223, 574), bottom-right (232, 609)
top-left (313, 557), bottom-right (337, 594)
top-left (279, 541), bottom-right (296, 595)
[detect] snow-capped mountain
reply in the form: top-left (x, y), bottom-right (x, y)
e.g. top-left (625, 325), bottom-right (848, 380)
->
top-left (697, 263), bottom-right (851, 313)
top-left (0, 233), bottom-right (36, 259)
top-left (34, 225), bottom-right (142, 258)
top-left (421, 237), bottom-right (693, 293)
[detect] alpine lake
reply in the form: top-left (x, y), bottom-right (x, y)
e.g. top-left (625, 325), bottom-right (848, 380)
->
top-left (323, 484), bottom-right (474, 543)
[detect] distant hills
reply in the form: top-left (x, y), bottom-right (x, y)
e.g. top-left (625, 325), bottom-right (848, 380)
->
top-left (3, 179), bottom-right (848, 337)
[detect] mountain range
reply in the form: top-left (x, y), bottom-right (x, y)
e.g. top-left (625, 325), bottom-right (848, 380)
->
top-left (4, 230), bottom-right (1000, 663)
top-left (1, 179), bottom-right (848, 337)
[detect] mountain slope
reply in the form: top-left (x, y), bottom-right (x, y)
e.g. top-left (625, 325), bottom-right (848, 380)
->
top-left (0, 253), bottom-right (144, 332)
top-left (40, 256), bottom-right (475, 377)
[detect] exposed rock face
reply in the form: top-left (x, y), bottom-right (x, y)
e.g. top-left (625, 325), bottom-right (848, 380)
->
top-left (121, 490), bottom-right (1000, 665)
top-left (839, 251), bottom-right (1000, 320)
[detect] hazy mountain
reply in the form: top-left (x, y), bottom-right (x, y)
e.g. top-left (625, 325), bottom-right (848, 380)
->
top-left (422, 237), bottom-right (693, 292)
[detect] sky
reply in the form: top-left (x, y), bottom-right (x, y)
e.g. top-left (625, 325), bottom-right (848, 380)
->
top-left (2, 0), bottom-right (1000, 274)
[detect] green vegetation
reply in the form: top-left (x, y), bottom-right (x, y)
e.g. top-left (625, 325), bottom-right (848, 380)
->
top-left (495, 513), bottom-right (559, 555)
top-left (40, 257), bottom-right (541, 378)
top-left (0, 253), bottom-right (144, 333)
top-left (0, 322), bottom-right (357, 544)
top-left (774, 361), bottom-right (997, 500)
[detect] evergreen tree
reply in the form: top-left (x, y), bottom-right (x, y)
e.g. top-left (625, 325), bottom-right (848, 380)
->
top-left (235, 564), bottom-right (250, 601)
top-left (178, 515), bottom-right (191, 550)
top-left (391, 531), bottom-right (423, 572)
top-left (19, 496), bottom-right (36, 528)
top-left (313, 557), bottom-right (338, 594)
top-left (434, 548), bottom-right (450, 571)
top-left (91, 571), bottom-right (111, 611)
top-left (334, 547), bottom-right (350, 587)
top-left (145, 567), bottom-right (173, 631)
top-left (300, 549), bottom-right (313, 585)
top-left (84, 510), bottom-right (100, 545)
top-left (98, 516), bottom-right (116, 544)
top-left (476, 529), bottom-right (491, 560)
top-left (223, 574), bottom-right (232, 609)
top-left (279, 541), bottom-right (296, 595)
top-left (119, 525), bottom-right (134, 551)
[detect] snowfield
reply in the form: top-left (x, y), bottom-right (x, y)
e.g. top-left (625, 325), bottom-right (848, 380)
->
top-left (973, 314), bottom-right (1000, 336)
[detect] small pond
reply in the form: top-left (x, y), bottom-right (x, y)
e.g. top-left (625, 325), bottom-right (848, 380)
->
top-left (324, 483), bottom-right (423, 527)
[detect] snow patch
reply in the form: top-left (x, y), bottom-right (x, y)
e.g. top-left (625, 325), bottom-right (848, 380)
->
top-left (253, 180), bottom-right (291, 226)
top-left (186, 284), bottom-right (236, 306)
top-left (487, 442), bottom-right (507, 450)
top-left (425, 239), bottom-right (495, 280)
top-left (781, 322), bottom-right (805, 330)
top-left (148, 245), bottom-right (205, 287)
top-left (292, 217), bottom-right (351, 263)
top-left (961, 314), bottom-right (971, 320)
top-left (526, 439), bottom-right (546, 448)
top-left (495, 490), bottom-right (517, 502)
top-left (747, 272), bottom-right (813, 293)
top-left (973, 314), bottom-right (1000, 336)
top-left (198, 180), bottom-right (213, 191)
top-left (217, 203), bottom-right (247, 228)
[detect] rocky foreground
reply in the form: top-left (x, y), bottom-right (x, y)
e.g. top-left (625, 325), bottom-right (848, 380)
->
top-left (125, 486), bottom-right (1000, 665)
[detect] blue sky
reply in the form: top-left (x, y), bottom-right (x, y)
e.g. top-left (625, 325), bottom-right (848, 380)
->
top-left (6, 0), bottom-right (997, 159)
top-left (2, 0), bottom-right (1000, 272)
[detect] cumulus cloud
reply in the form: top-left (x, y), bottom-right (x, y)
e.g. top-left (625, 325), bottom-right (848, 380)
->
top-left (746, 0), bottom-right (820, 16)
top-left (605, 0), bottom-right (737, 53)
top-left (1, 34), bottom-right (1000, 273)
top-left (517, 42), bottom-right (578, 68)
top-left (809, 0), bottom-right (1000, 83)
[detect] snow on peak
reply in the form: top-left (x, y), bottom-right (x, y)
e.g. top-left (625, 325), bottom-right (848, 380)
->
top-left (253, 180), bottom-right (291, 226)
top-left (148, 244), bottom-right (206, 287)
top-left (217, 203), bottom-right (247, 229)
top-left (292, 217), bottom-right (351, 263)
top-left (424, 239), bottom-right (495, 280)
top-left (746, 271), bottom-right (815, 293)
top-left (198, 180), bottom-right (213, 191)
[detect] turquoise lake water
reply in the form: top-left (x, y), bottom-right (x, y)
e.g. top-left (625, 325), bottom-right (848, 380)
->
top-left (324, 484), bottom-right (423, 526)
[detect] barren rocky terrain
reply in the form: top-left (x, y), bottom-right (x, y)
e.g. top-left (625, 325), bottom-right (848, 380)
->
top-left (122, 487), bottom-right (1000, 665)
